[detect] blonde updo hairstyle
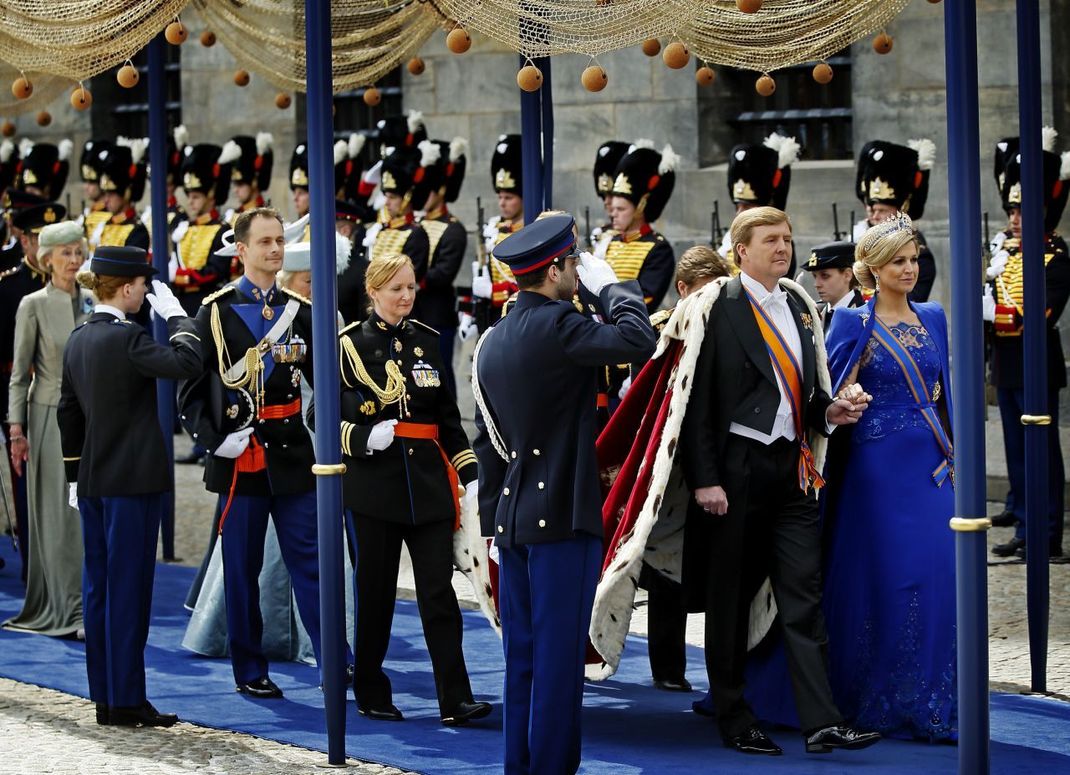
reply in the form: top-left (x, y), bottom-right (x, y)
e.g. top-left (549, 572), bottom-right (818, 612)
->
top-left (853, 214), bottom-right (919, 291)
top-left (364, 253), bottom-right (415, 312)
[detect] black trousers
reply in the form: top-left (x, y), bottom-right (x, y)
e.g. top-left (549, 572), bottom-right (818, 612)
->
top-left (639, 563), bottom-right (688, 683)
top-left (351, 515), bottom-right (473, 715)
top-left (701, 435), bottom-right (842, 738)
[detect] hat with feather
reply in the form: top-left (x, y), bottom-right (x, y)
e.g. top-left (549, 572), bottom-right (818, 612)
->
top-left (610, 140), bottom-right (679, 222)
top-left (99, 137), bottom-right (148, 203)
top-left (995, 127), bottom-right (1070, 232)
top-left (727, 132), bottom-right (799, 211)
top-left (855, 138), bottom-right (936, 220)
top-left (229, 133), bottom-right (274, 191)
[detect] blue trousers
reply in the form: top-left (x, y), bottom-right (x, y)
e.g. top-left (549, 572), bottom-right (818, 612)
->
top-left (220, 491), bottom-right (323, 684)
top-left (998, 387), bottom-right (1065, 544)
top-left (499, 535), bottom-right (601, 775)
top-left (79, 493), bottom-right (163, 708)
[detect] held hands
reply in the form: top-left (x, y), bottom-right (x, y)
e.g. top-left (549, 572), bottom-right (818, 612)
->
top-left (213, 427), bottom-right (254, 459)
top-left (982, 285), bottom-right (996, 323)
top-left (695, 485), bottom-right (729, 516)
top-left (366, 419), bottom-right (398, 453)
top-left (576, 251), bottom-right (619, 296)
top-left (146, 279), bottom-right (186, 320)
top-left (827, 382), bottom-right (872, 426)
top-left (471, 261), bottom-right (492, 300)
top-left (68, 483), bottom-right (78, 509)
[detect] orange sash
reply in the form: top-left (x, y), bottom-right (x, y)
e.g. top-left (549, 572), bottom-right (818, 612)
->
top-left (395, 422), bottom-right (461, 530)
top-left (745, 291), bottom-right (825, 494)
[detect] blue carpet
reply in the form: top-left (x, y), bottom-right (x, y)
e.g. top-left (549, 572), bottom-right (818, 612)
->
top-left (1, 539), bottom-right (1068, 773)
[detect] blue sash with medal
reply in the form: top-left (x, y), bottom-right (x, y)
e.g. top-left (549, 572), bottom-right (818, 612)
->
top-left (871, 318), bottom-right (954, 487)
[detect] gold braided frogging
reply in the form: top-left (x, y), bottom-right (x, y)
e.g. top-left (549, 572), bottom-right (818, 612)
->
top-left (340, 336), bottom-right (408, 416)
top-left (210, 300), bottom-right (266, 412)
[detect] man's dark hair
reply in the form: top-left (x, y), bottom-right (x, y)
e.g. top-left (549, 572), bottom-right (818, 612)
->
top-left (234, 207), bottom-right (284, 244)
top-left (515, 263), bottom-right (553, 290)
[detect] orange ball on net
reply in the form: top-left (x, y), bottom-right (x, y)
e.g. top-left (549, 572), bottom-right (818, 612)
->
top-left (165, 21), bottom-right (187, 45)
top-left (873, 33), bottom-right (893, 54)
top-left (200, 30), bottom-right (216, 47)
top-left (275, 93), bottom-right (292, 110)
top-left (662, 41), bottom-right (690, 70)
top-left (696, 66), bottom-right (716, 87)
top-left (736, 0), bottom-right (763, 12)
top-left (363, 87), bottom-right (381, 106)
top-left (812, 63), bottom-right (834, 84)
top-left (407, 57), bottom-right (426, 76)
top-left (234, 69), bottom-right (251, 87)
top-left (36, 111), bottom-right (51, 127)
top-left (12, 77), bottom-right (32, 100)
top-left (755, 74), bottom-right (776, 96)
top-left (517, 65), bottom-right (543, 92)
top-left (581, 65), bottom-right (608, 93)
top-left (117, 64), bottom-right (140, 88)
top-left (71, 86), bottom-right (93, 111)
top-left (1, 121), bottom-right (16, 138)
top-left (641, 39), bottom-right (661, 57)
top-left (447, 28), bottom-right (471, 54)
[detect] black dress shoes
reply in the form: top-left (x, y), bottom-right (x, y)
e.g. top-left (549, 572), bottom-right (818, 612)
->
top-left (108, 702), bottom-right (179, 728)
top-left (359, 703), bottom-right (404, 721)
top-left (653, 678), bottom-right (693, 692)
top-left (990, 509), bottom-right (1018, 528)
top-left (236, 676), bottom-right (284, 699)
top-left (95, 703), bottom-right (109, 725)
top-left (992, 536), bottom-right (1026, 557)
top-left (174, 450), bottom-right (205, 465)
top-left (441, 700), bottom-right (493, 727)
top-left (723, 726), bottom-right (783, 756)
top-left (805, 724), bottom-right (881, 753)
top-left (1014, 541), bottom-right (1065, 560)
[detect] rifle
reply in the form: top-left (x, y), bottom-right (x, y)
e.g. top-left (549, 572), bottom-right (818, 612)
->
top-left (584, 206), bottom-right (591, 250)
top-left (456, 196), bottom-right (492, 332)
top-left (848, 210), bottom-right (856, 240)
top-left (712, 200), bottom-right (723, 245)
top-left (983, 211), bottom-right (990, 251)
top-left (832, 203), bottom-right (843, 241)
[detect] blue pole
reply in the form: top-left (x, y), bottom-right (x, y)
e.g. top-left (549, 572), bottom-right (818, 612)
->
top-left (305, 0), bottom-right (347, 764)
top-left (540, 57), bottom-right (554, 209)
top-left (520, 55), bottom-right (545, 224)
top-left (943, 1), bottom-right (990, 773)
top-left (1015, 0), bottom-right (1050, 692)
top-left (147, 33), bottom-right (175, 561)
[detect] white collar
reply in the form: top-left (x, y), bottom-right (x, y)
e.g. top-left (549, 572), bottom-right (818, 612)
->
top-left (832, 291), bottom-right (857, 311)
top-left (94, 304), bottom-right (126, 320)
top-left (740, 270), bottom-right (785, 304)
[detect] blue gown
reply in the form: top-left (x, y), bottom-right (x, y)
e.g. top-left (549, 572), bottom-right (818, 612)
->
top-left (822, 301), bottom-right (957, 741)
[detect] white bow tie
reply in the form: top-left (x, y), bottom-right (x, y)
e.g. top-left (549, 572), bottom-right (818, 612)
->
top-left (761, 288), bottom-right (788, 308)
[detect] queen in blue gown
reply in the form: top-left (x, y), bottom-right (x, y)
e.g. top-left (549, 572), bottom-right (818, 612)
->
top-left (822, 214), bottom-right (957, 741)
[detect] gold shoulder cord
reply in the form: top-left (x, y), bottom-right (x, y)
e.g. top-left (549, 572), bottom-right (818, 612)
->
top-left (210, 302), bottom-right (266, 410)
top-left (340, 336), bottom-right (408, 416)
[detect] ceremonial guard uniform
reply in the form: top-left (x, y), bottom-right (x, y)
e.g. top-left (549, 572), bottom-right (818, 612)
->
top-left (179, 272), bottom-right (327, 694)
top-left (339, 305), bottom-right (489, 724)
top-left (476, 135), bottom-right (524, 319)
top-left (602, 142), bottom-right (677, 312)
top-left (57, 246), bottom-right (201, 726)
top-left (802, 241), bottom-right (865, 331)
top-left (854, 139), bottom-right (937, 301)
top-left (16, 140), bottom-right (72, 201)
top-left (721, 133), bottom-right (799, 275)
top-left (417, 137), bottom-right (469, 395)
top-left (80, 139), bottom-right (112, 247)
top-left (987, 133), bottom-right (1070, 557)
top-left (336, 198), bottom-right (374, 324)
top-left (93, 139), bottom-right (151, 253)
top-left (141, 126), bottom-right (188, 237)
top-left (364, 150), bottom-right (430, 274)
top-left (223, 133), bottom-right (274, 226)
top-left (474, 215), bottom-right (656, 774)
top-left (375, 110), bottom-right (428, 156)
top-left (589, 140), bottom-right (630, 247)
top-left (171, 144), bottom-right (234, 314)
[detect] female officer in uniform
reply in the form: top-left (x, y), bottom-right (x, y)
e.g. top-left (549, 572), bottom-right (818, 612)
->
top-left (57, 246), bottom-right (202, 727)
top-left (338, 252), bottom-right (491, 726)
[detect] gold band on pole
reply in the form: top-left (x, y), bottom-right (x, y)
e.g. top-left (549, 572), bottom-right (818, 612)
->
top-left (949, 517), bottom-right (992, 532)
top-left (1020, 414), bottom-right (1052, 426)
top-left (311, 463), bottom-right (347, 476)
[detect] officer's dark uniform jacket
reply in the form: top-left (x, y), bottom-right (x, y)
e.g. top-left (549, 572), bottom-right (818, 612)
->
top-left (474, 281), bottom-right (657, 547)
top-left (179, 280), bottom-right (317, 496)
top-left (417, 207), bottom-right (467, 331)
top-left (337, 229), bottom-right (370, 325)
top-left (603, 225), bottom-right (675, 313)
top-left (58, 313), bottom-right (203, 496)
top-left (988, 231), bottom-right (1070, 390)
top-left (339, 312), bottom-right (477, 524)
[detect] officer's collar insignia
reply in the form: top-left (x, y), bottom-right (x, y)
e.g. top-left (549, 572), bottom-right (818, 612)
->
top-left (376, 320), bottom-right (387, 330)
top-left (413, 346), bottom-right (424, 357)
top-left (732, 179), bottom-right (756, 201)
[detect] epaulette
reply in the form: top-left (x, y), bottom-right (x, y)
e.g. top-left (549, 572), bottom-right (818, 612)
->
top-left (201, 285), bottom-right (236, 305)
top-left (282, 287), bottom-right (312, 305)
top-left (408, 318), bottom-right (440, 337)
top-left (649, 307), bottom-right (673, 330)
top-left (338, 320), bottom-right (361, 337)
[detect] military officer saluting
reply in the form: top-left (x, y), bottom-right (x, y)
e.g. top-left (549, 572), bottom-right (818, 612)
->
top-left (985, 130), bottom-right (1070, 558)
top-left (853, 139), bottom-right (937, 301)
top-left (224, 133), bottom-right (274, 226)
top-left (589, 140), bottom-right (630, 248)
top-left (179, 207), bottom-right (331, 698)
top-left (416, 137), bottom-right (468, 395)
top-left (171, 143), bottom-right (236, 314)
top-left (720, 133), bottom-right (799, 274)
top-left (601, 141), bottom-right (678, 312)
top-left (57, 246), bottom-right (202, 727)
top-left (473, 134), bottom-right (524, 321)
top-left (93, 138), bottom-right (150, 253)
top-left (364, 148), bottom-right (430, 276)
top-left (474, 215), bottom-right (657, 774)
top-left (802, 241), bottom-right (864, 331)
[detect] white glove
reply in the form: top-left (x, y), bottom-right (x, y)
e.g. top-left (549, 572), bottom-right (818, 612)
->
top-left (366, 419), bottom-right (398, 453)
top-left (471, 261), bottom-right (492, 299)
top-left (146, 279), bottom-right (186, 320)
top-left (987, 249), bottom-right (1009, 279)
top-left (618, 375), bottom-right (632, 401)
top-left (68, 483), bottom-right (78, 509)
top-left (488, 539), bottom-right (500, 563)
top-left (463, 481), bottom-right (478, 513)
top-left (213, 427), bottom-right (254, 459)
top-left (362, 159), bottom-right (383, 187)
top-left (458, 312), bottom-right (479, 342)
top-left (982, 285), bottom-right (996, 323)
top-left (167, 253), bottom-right (178, 282)
top-left (576, 251), bottom-right (619, 296)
